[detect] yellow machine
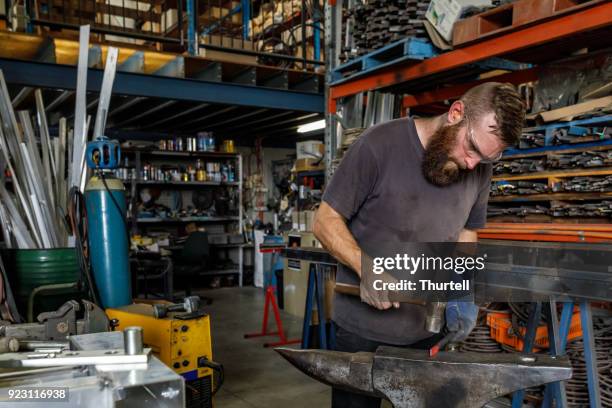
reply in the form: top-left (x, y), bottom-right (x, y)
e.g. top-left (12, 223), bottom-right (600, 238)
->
top-left (106, 297), bottom-right (219, 408)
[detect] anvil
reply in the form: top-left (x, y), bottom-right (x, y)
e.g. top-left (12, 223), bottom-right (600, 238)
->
top-left (276, 346), bottom-right (572, 407)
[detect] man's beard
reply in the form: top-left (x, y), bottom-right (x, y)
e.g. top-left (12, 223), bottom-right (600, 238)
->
top-left (421, 121), bottom-right (465, 186)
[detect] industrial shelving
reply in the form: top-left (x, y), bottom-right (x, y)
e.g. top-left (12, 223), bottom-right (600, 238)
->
top-left (326, 0), bottom-right (612, 230)
top-left (489, 114), bottom-right (612, 223)
top-left (124, 147), bottom-right (245, 286)
top-left (324, 2), bottom-right (612, 408)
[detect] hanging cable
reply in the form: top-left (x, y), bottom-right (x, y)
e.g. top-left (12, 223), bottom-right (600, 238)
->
top-left (68, 186), bottom-right (101, 306)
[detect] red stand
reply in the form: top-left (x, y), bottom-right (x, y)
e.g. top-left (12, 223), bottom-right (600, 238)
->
top-left (244, 286), bottom-right (301, 348)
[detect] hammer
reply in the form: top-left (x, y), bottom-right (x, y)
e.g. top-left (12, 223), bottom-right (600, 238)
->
top-left (334, 283), bottom-right (445, 334)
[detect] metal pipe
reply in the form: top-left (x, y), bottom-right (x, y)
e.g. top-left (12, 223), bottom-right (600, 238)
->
top-left (19, 341), bottom-right (70, 351)
top-left (0, 337), bottom-right (19, 353)
top-left (186, 0), bottom-right (196, 55)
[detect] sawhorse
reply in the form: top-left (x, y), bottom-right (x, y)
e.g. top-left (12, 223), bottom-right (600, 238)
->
top-left (301, 262), bottom-right (336, 349)
top-left (512, 300), bottom-right (601, 408)
top-left (244, 244), bottom-right (300, 348)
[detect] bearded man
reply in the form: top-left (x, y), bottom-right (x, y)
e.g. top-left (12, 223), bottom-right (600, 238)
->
top-left (313, 82), bottom-right (526, 408)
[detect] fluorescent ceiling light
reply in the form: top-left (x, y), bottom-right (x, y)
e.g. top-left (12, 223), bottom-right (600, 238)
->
top-left (297, 119), bottom-right (325, 133)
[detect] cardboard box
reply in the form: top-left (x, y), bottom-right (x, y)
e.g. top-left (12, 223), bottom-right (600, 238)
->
top-left (202, 34), bottom-right (253, 50)
top-left (295, 158), bottom-right (325, 172)
top-left (198, 47), bottom-right (257, 65)
top-left (297, 140), bottom-right (324, 160)
top-left (283, 232), bottom-right (331, 320)
top-left (211, 3), bottom-right (242, 25)
top-left (162, 9), bottom-right (178, 32)
top-left (283, 258), bottom-right (335, 321)
top-left (426, 0), bottom-right (492, 41)
top-left (295, 158), bottom-right (325, 173)
top-left (142, 22), bottom-right (161, 33)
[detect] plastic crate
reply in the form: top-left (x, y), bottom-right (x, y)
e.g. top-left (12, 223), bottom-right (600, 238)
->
top-left (486, 311), bottom-right (582, 351)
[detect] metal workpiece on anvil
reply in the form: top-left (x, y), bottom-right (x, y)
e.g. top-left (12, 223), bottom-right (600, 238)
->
top-left (276, 347), bottom-right (572, 408)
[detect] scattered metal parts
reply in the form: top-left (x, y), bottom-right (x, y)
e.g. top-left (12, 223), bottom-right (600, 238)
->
top-left (554, 175), bottom-right (612, 193)
top-left (490, 181), bottom-right (550, 196)
top-left (18, 340), bottom-right (70, 351)
top-left (345, 0), bottom-right (429, 60)
top-left (0, 348), bottom-right (151, 368)
top-left (488, 205), bottom-right (549, 218)
top-left (0, 300), bottom-right (109, 341)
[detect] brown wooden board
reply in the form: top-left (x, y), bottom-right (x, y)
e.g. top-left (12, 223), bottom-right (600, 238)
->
top-left (452, 0), bottom-right (606, 47)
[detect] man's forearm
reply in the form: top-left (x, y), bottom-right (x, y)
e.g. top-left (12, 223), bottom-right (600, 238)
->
top-left (313, 202), bottom-right (363, 277)
top-left (458, 228), bottom-right (478, 242)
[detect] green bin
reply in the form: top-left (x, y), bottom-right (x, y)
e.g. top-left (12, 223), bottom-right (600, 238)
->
top-left (1, 248), bottom-right (83, 321)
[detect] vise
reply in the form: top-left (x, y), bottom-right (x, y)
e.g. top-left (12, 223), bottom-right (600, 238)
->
top-left (276, 346), bottom-right (572, 408)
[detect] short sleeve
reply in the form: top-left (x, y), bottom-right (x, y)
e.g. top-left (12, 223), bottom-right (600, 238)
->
top-left (464, 164), bottom-right (493, 230)
top-left (322, 138), bottom-right (378, 220)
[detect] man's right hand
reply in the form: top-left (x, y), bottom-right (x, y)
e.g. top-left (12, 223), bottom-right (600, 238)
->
top-left (360, 266), bottom-right (400, 310)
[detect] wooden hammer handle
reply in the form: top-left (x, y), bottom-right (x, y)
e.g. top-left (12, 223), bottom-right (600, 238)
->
top-left (334, 282), bottom-right (426, 306)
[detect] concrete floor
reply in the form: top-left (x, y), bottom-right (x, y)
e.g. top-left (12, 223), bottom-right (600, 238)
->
top-left (197, 287), bottom-right (330, 408)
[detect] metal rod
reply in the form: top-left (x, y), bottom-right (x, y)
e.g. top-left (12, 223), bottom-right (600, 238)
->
top-left (35, 90), bottom-right (57, 206)
top-left (0, 119), bottom-right (40, 247)
top-left (70, 25), bottom-right (90, 190)
top-left (186, 0), bottom-right (196, 55)
top-left (19, 112), bottom-right (60, 244)
top-left (93, 46), bottom-right (119, 139)
top-left (0, 180), bottom-right (36, 248)
top-left (579, 301), bottom-right (602, 407)
top-left (19, 341), bottom-right (70, 351)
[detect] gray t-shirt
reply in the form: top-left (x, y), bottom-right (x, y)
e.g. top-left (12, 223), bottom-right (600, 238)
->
top-left (322, 117), bottom-right (491, 345)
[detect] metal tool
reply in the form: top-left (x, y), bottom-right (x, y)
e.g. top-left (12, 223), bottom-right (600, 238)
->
top-left (276, 346), bottom-right (572, 408)
top-left (333, 283), bottom-right (443, 333)
top-left (0, 300), bottom-right (109, 341)
top-left (153, 296), bottom-right (201, 318)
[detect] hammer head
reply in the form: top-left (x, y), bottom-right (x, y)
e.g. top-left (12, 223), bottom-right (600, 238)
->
top-left (153, 304), bottom-right (167, 319)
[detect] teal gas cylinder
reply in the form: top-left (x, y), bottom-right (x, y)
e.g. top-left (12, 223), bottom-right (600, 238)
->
top-left (85, 175), bottom-right (131, 308)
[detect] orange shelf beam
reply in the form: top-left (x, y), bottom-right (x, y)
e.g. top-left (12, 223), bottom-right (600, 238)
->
top-left (478, 232), bottom-right (612, 243)
top-left (329, 2), bottom-right (612, 110)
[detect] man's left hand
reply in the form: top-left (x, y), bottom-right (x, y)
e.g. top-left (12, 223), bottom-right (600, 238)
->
top-left (445, 300), bottom-right (479, 342)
